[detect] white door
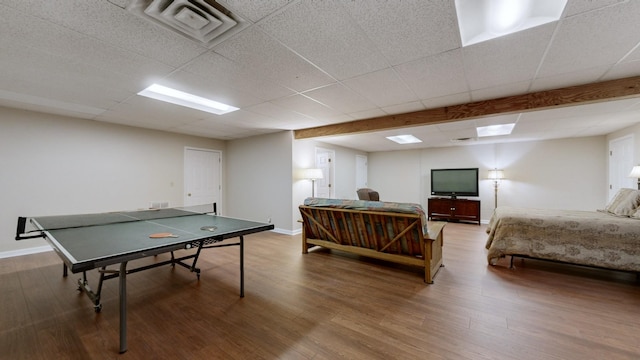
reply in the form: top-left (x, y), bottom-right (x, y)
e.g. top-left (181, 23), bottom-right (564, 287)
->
top-left (356, 154), bottom-right (368, 190)
top-left (609, 135), bottom-right (634, 200)
top-left (184, 148), bottom-right (221, 212)
top-left (315, 148), bottom-right (334, 198)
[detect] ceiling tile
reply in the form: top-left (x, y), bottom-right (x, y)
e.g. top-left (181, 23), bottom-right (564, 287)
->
top-left (436, 119), bottom-right (477, 131)
top-left (160, 70), bottom-right (263, 109)
top-left (382, 101), bottom-right (426, 115)
top-left (318, 113), bottom-right (354, 124)
top-left (621, 44), bottom-right (640, 63)
top-left (538, 1), bottom-right (640, 77)
top-left (271, 94), bottom-right (341, 123)
top-left (601, 60), bottom-right (640, 81)
top-left (341, 0), bottom-right (461, 65)
top-left (303, 84), bottom-right (377, 114)
top-left (512, 117), bottom-right (556, 134)
top-left (0, 4), bottom-right (170, 80)
top-left (0, 90), bottom-right (105, 119)
top-left (258, 0), bottom-right (389, 80)
top-left (523, 98), bottom-right (639, 122)
top-left (564, 0), bottom-right (628, 16)
top-left (1, 0), bottom-right (640, 151)
top-left (440, 126), bottom-right (478, 139)
top-left (173, 121), bottom-right (263, 140)
top-left (530, 66), bottom-right (609, 92)
top-left (395, 49), bottom-right (468, 100)
top-left (475, 114), bottom-right (520, 127)
top-left (219, 0), bottom-right (292, 22)
top-left (348, 108), bottom-right (388, 120)
top-left (470, 82), bottom-right (531, 102)
top-left (2, 0), bottom-right (209, 67)
top-left (243, 102), bottom-right (317, 129)
top-left (213, 27), bottom-right (335, 92)
top-left (181, 52), bottom-right (293, 101)
top-left (342, 68), bottom-right (420, 108)
top-left (174, 116), bottom-right (281, 137)
top-left (0, 44), bottom-right (125, 109)
top-left (96, 96), bottom-right (208, 129)
top-left (422, 93), bottom-right (472, 109)
top-left (0, 5), bottom-right (174, 105)
top-left (213, 109), bottom-right (282, 129)
top-left (463, 24), bottom-right (556, 90)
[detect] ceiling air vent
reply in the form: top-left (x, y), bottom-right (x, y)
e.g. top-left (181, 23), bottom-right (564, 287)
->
top-left (127, 0), bottom-right (248, 47)
top-left (449, 137), bottom-right (476, 143)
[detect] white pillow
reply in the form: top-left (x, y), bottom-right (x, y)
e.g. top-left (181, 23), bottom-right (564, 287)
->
top-left (606, 188), bottom-right (640, 216)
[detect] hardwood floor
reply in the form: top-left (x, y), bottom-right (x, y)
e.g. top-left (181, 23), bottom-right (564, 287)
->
top-left (1, 223), bottom-right (639, 359)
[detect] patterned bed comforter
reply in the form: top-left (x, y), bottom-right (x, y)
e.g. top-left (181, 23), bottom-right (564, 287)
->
top-left (485, 207), bottom-right (640, 271)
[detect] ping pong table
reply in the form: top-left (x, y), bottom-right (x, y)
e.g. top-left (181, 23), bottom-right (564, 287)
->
top-left (15, 206), bottom-right (274, 353)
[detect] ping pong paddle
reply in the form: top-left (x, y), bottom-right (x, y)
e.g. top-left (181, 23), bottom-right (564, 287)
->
top-left (149, 232), bottom-right (179, 238)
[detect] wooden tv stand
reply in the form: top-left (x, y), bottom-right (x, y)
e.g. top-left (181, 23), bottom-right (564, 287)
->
top-left (428, 198), bottom-right (480, 225)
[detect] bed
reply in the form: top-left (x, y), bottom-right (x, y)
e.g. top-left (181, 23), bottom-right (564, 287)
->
top-left (485, 188), bottom-right (640, 273)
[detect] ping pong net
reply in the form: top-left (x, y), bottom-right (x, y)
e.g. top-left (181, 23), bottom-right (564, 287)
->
top-left (16, 203), bottom-right (217, 240)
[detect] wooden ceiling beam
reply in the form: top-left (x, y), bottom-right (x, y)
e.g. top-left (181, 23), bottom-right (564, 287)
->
top-left (294, 75), bottom-right (640, 140)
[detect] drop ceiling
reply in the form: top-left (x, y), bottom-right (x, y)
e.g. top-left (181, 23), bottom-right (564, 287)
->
top-left (1, 0), bottom-right (639, 152)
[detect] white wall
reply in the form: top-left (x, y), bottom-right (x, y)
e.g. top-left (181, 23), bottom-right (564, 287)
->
top-left (226, 131), bottom-right (293, 232)
top-left (2, 104), bottom-right (626, 254)
top-left (226, 133), bottom-right (365, 234)
top-left (368, 149), bottom-right (423, 204)
top-left (1, 107), bottom-right (224, 254)
top-left (369, 136), bottom-right (608, 222)
top-left (329, 145), bottom-right (368, 200)
top-left (292, 138), bottom-right (318, 223)
top-left (495, 137), bottom-right (607, 211)
top-left (292, 138), bottom-right (367, 232)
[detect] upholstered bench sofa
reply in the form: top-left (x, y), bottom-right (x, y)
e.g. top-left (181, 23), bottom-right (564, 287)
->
top-left (299, 198), bottom-right (446, 283)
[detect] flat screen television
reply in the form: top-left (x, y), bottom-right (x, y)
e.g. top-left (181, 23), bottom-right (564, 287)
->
top-left (430, 168), bottom-right (479, 198)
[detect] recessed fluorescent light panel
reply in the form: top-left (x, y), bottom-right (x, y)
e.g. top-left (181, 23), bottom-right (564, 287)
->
top-left (138, 84), bottom-right (239, 115)
top-left (386, 135), bottom-right (423, 144)
top-left (477, 123), bottom-right (515, 137)
top-left (455, 0), bottom-right (567, 46)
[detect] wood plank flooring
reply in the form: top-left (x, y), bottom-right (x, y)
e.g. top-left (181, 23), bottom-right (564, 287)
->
top-left (1, 223), bottom-right (639, 359)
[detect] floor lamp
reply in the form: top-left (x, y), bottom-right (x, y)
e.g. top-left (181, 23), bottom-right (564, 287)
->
top-left (304, 168), bottom-right (324, 197)
top-left (488, 168), bottom-right (505, 208)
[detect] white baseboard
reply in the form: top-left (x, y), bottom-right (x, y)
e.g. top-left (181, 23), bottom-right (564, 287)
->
top-left (0, 245), bottom-right (52, 259)
top-left (271, 228), bottom-right (302, 236)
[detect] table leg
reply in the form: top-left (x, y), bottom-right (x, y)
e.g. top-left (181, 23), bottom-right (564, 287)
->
top-left (240, 236), bottom-right (244, 298)
top-left (119, 261), bottom-right (128, 354)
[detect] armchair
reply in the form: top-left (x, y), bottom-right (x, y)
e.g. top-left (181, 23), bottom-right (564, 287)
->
top-left (356, 188), bottom-right (380, 201)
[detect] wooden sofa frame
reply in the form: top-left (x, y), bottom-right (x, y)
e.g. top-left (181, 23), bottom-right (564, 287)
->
top-left (299, 205), bottom-right (446, 283)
